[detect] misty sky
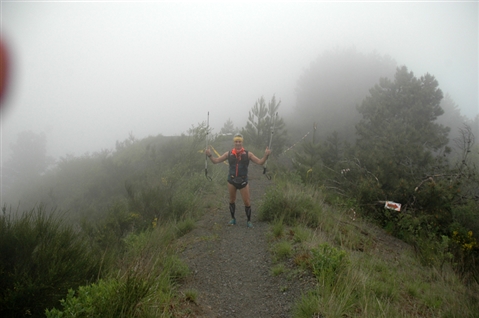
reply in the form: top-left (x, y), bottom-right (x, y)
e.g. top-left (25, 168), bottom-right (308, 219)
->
top-left (0, 1), bottom-right (477, 160)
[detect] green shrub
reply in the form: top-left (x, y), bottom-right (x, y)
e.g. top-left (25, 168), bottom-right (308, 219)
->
top-left (45, 230), bottom-right (186, 317)
top-left (164, 255), bottom-right (190, 282)
top-left (170, 191), bottom-right (197, 222)
top-left (182, 289), bottom-right (198, 304)
top-left (271, 218), bottom-right (285, 238)
top-left (0, 206), bottom-right (99, 317)
top-left (291, 225), bottom-right (312, 243)
top-left (175, 217), bottom-right (195, 237)
top-left (310, 243), bottom-right (349, 286)
top-left (272, 241), bottom-right (293, 261)
top-left (293, 290), bottom-right (321, 318)
top-left (452, 200), bottom-right (479, 240)
top-left (259, 183), bottom-right (321, 227)
top-left (46, 274), bottom-right (150, 318)
top-left (82, 201), bottom-right (136, 251)
top-left (271, 264), bottom-right (285, 276)
top-left (449, 226), bottom-right (479, 280)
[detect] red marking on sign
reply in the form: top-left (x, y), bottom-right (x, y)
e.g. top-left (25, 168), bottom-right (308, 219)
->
top-left (385, 201), bottom-right (401, 212)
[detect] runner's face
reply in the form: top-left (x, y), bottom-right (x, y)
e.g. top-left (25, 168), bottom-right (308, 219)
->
top-left (234, 140), bottom-right (243, 149)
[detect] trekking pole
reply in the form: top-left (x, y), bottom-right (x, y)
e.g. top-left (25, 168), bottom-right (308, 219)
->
top-left (205, 111), bottom-right (212, 181)
top-left (263, 112), bottom-right (277, 179)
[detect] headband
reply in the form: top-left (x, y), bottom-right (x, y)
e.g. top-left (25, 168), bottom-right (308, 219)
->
top-left (233, 135), bottom-right (243, 142)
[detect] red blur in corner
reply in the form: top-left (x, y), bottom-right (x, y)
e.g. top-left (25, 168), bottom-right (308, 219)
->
top-left (0, 40), bottom-right (9, 107)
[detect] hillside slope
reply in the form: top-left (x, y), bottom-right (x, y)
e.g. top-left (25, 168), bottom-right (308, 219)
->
top-left (171, 135), bottom-right (471, 317)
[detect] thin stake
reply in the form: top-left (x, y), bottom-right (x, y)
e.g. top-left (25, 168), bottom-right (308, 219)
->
top-left (205, 111), bottom-right (212, 181)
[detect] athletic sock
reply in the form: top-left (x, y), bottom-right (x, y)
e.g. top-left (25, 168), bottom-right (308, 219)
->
top-left (245, 206), bottom-right (251, 221)
top-left (229, 203), bottom-right (236, 219)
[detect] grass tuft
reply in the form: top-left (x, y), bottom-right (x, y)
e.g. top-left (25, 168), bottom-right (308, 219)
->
top-left (272, 240), bottom-right (293, 261)
top-left (259, 183), bottom-right (322, 227)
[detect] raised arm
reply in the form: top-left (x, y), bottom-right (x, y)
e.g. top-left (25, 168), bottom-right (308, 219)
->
top-left (205, 147), bottom-right (228, 164)
top-left (249, 147), bottom-right (271, 165)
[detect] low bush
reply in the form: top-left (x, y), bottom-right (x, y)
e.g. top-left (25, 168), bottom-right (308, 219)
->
top-left (47, 222), bottom-right (191, 317)
top-left (45, 274), bottom-right (150, 318)
top-left (0, 206), bottom-right (100, 317)
top-left (310, 243), bottom-right (349, 286)
top-left (272, 240), bottom-right (293, 261)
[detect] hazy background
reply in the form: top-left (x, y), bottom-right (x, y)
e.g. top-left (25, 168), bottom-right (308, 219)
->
top-left (0, 1), bottom-right (477, 160)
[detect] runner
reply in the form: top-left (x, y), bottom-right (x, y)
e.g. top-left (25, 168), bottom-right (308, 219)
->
top-left (205, 133), bottom-right (271, 228)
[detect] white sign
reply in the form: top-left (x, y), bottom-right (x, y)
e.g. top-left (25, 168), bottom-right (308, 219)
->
top-left (385, 201), bottom-right (401, 212)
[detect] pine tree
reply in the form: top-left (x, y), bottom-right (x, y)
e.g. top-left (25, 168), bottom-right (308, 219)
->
top-left (242, 95), bottom-right (287, 155)
top-left (355, 66), bottom-right (450, 204)
top-left (219, 118), bottom-right (235, 135)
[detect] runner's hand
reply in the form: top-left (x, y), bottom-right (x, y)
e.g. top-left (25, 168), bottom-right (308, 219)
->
top-left (265, 147), bottom-right (271, 158)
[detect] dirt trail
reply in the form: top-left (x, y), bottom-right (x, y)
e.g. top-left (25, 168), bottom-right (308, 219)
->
top-left (177, 164), bottom-right (309, 318)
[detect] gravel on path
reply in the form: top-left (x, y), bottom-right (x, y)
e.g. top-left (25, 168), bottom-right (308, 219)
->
top-left (177, 164), bottom-right (310, 318)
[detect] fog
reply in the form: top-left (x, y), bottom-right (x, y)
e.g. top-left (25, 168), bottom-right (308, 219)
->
top-left (0, 1), bottom-right (477, 160)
